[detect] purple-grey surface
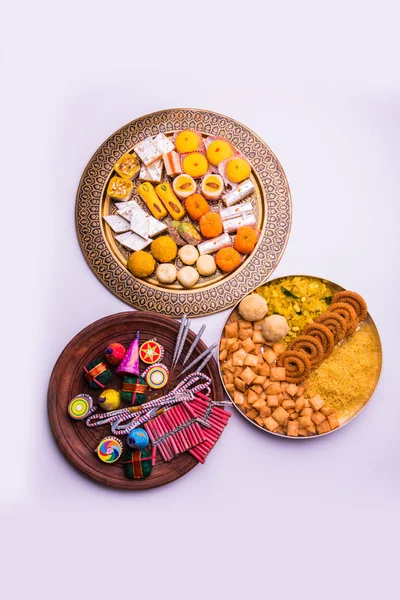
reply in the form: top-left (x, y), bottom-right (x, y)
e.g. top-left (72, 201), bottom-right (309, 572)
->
top-left (1, 1), bottom-right (399, 599)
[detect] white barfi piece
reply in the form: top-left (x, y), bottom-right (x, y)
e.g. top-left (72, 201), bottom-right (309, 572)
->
top-left (197, 233), bottom-right (232, 255)
top-left (103, 214), bottom-right (131, 233)
top-left (130, 206), bottom-right (149, 240)
top-left (134, 137), bottom-right (162, 166)
top-left (115, 232), bottom-right (151, 252)
top-left (223, 213), bottom-right (257, 234)
top-left (220, 201), bottom-right (254, 221)
top-left (147, 215), bottom-right (168, 237)
top-left (114, 200), bottom-right (141, 211)
top-left (153, 132), bottom-right (175, 154)
top-left (139, 159), bottom-right (163, 183)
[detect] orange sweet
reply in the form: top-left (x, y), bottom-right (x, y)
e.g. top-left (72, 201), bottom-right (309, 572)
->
top-left (215, 247), bottom-right (242, 273)
top-left (185, 193), bottom-right (210, 221)
top-left (233, 226), bottom-right (258, 254)
top-left (182, 153), bottom-right (209, 178)
top-left (199, 212), bottom-right (223, 238)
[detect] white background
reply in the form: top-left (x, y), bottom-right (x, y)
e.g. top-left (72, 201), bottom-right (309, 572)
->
top-left (1, 1), bottom-right (399, 598)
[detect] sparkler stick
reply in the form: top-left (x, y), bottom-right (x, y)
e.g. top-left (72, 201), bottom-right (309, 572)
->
top-left (182, 324), bottom-right (206, 367)
top-left (180, 343), bottom-right (217, 376)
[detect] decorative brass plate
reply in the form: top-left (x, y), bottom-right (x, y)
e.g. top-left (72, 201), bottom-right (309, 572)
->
top-left (218, 275), bottom-right (383, 439)
top-left (76, 108), bottom-right (292, 317)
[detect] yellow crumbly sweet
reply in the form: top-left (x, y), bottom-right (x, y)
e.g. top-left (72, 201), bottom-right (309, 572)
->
top-left (256, 276), bottom-right (333, 344)
top-left (206, 140), bottom-right (233, 166)
top-left (127, 251), bottom-right (155, 278)
top-left (306, 322), bottom-right (380, 418)
top-left (150, 236), bottom-right (177, 263)
top-left (175, 131), bottom-right (199, 153)
top-left (225, 158), bottom-right (251, 183)
top-left (182, 153), bottom-right (209, 178)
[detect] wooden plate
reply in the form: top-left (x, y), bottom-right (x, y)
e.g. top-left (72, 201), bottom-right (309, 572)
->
top-left (218, 275), bottom-right (382, 438)
top-left (76, 108), bottom-right (292, 317)
top-left (48, 311), bottom-right (224, 489)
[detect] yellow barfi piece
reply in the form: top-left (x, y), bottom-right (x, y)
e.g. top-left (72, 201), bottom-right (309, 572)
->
top-left (155, 182), bottom-right (186, 221)
top-left (137, 182), bottom-right (167, 220)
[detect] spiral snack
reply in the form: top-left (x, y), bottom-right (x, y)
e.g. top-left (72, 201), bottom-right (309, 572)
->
top-left (328, 302), bottom-right (358, 335)
top-left (276, 350), bottom-right (311, 384)
top-left (315, 312), bottom-right (347, 344)
top-left (290, 335), bottom-right (324, 369)
top-left (331, 291), bottom-right (368, 323)
top-left (302, 323), bottom-right (335, 358)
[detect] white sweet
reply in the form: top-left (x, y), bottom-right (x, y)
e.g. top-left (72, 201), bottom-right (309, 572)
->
top-left (103, 214), bottom-right (131, 233)
top-left (147, 216), bottom-right (167, 238)
top-left (177, 266), bottom-right (200, 288)
top-left (196, 254), bottom-right (216, 276)
top-left (156, 263), bottom-right (177, 284)
top-left (115, 232), bottom-right (151, 251)
top-left (178, 245), bottom-right (199, 266)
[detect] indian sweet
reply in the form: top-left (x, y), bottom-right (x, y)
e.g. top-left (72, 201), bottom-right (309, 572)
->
top-left (127, 251), bottom-right (156, 277)
top-left (178, 244), bottom-right (199, 266)
top-left (172, 174), bottom-right (196, 200)
top-left (177, 266), bottom-right (200, 288)
top-left (182, 153), bottom-right (208, 178)
top-left (225, 158), bottom-right (251, 183)
top-left (150, 236), bottom-right (177, 263)
top-left (201, 174), bottom-right (224, 201)
top-left (175, 130), bottom-right (200, 153)
top-left (196, 254), bottom-right (216, 276)
top-left (156, 263), bottom-right (177, 284)
top-left (185, 193), bottom-right (210, 221)
top-left (107, 130), bottom-right (260, 289)
top-left (155, 182), bottom-right (186, 220)
top-left (206, 139), bottom-right (233, 166)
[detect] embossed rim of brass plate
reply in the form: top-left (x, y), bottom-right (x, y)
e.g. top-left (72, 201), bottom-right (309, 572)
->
top-left (76, 108), bottom-right (292, 317)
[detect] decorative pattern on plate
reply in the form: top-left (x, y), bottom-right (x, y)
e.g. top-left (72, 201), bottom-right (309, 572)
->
top-left (76, 108), bottom-right (292, 317)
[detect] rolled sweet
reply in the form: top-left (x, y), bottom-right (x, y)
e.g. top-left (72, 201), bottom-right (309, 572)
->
top-left (222, 179), bottom-right (255, 207)
top-left (197, 233), bottom-right (232, 255)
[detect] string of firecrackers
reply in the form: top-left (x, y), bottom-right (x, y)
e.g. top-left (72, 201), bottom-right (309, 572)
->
top-left (144, 396), bottom-right (231, 463)
top-left (85, 372), bottom-right (212, 435)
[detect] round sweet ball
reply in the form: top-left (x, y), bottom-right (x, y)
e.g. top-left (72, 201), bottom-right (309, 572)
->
top-left (126, 428), bottom-right (149, 450)
top-left (156, 263), bottom-right (177, 284)
top-left (262, 314), bottom-right (289, 342)
top-left (238, 294), bottom-right (268, 322)
top-left (196, 254), bottom-right (216, 276)
top-left (178, 244), bottom-right (199, 266)
top-left (127, 251), bottom-right (155, 278)
top-left (177, 266), bottom-right (200, 288)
